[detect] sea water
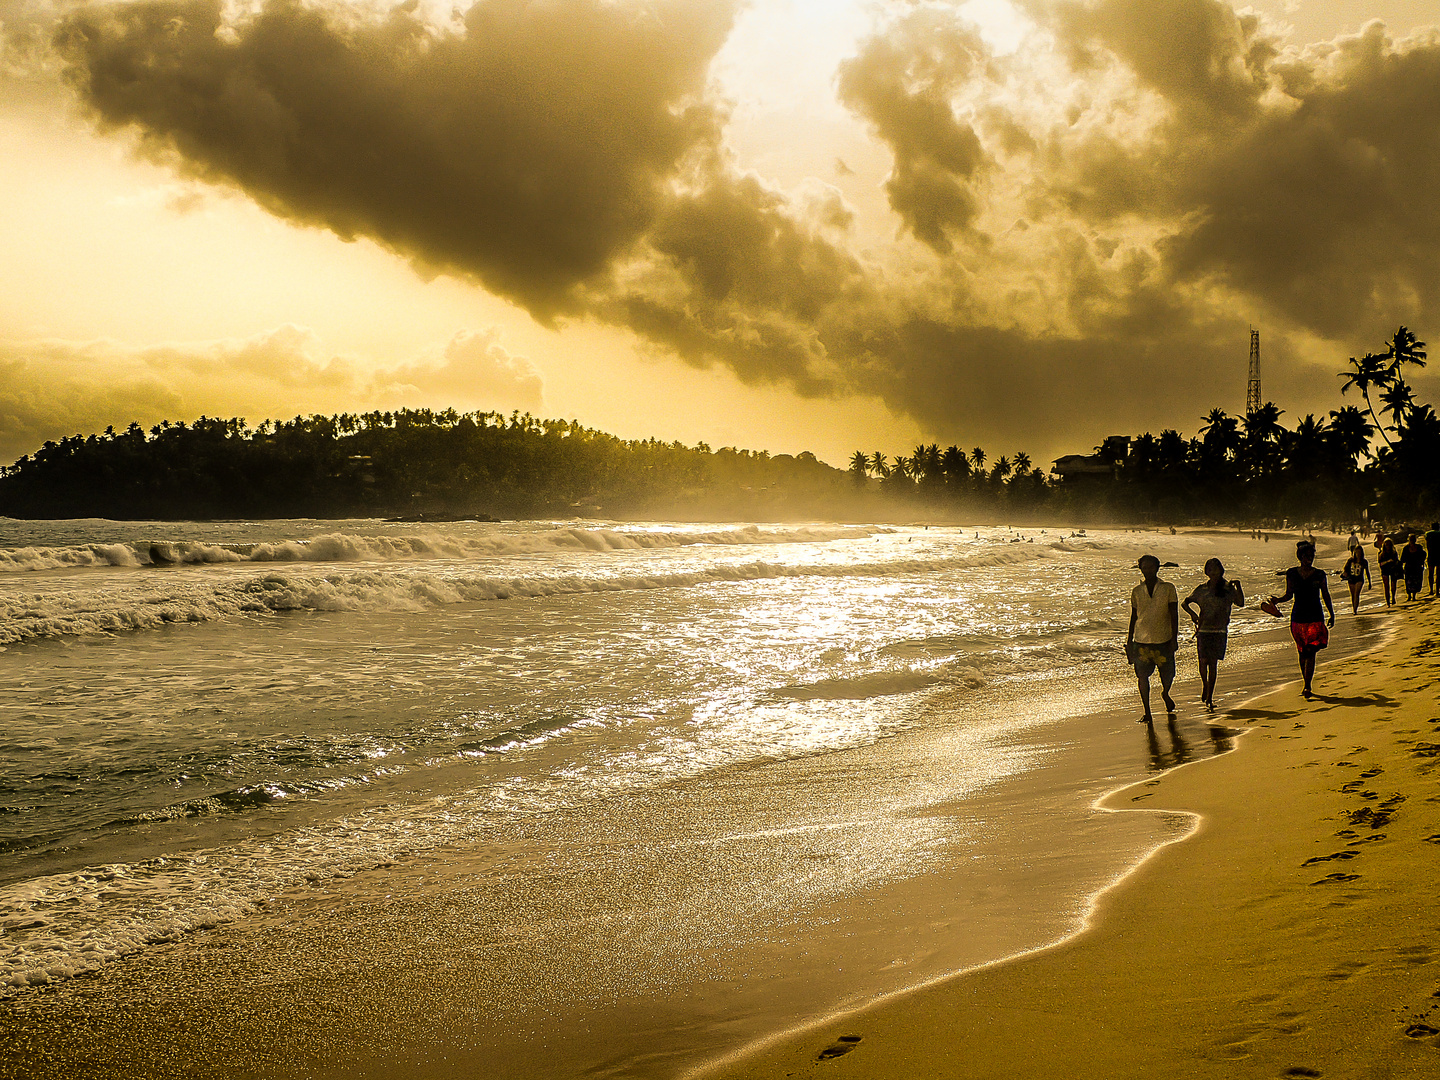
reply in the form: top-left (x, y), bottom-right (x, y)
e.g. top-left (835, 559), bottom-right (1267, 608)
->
top-left (0, 520), bottom-right (1338, 1037)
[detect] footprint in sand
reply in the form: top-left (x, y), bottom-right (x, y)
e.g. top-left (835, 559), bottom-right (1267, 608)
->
top-left (1360, 767), bottom-right (1382, 778)
top-left (1404, 1024), bottom-right (1439, 1039)
top-left (1423, 835), bottom-right (1440, 845)
top-left (1311, 872), bottom-right (1361, 885)
top-left (1282, 1067), bottom-right (1322, 1077)
top-left (817, 1036), bottom-right (862, 1061)
top-left (1302, 851), bottom-right (1359, 866)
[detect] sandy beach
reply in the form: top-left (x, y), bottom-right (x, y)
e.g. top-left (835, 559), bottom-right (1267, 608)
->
top-left (707, 596), bottom-right (1440, 1080)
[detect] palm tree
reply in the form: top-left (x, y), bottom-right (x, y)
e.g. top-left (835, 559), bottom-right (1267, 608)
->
top-left (1379, 381), bottom-right (1415, 433)
top-left (940, 445), bottom-right (970, 483)
top-left (970, 447), bottom-right (986, 472)
top-left (1340, 352), bottom-right (1394, 448)
top-left (1013, 451), bottom-right (1031, 474)
top-left (1326, 406), bottom-right (1374, 470)
top-left (1384, 326), bottom-right (1427, 379)
top-left (992, 455), bottom-right (1012, 481)
top-left (849, 450), bottom-right (870, 486)
top-left (870, 452), bottom-right (889, 478)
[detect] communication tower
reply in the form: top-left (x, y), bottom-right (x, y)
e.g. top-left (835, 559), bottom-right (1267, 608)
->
top-left (1246, 329), bottom-right (1261, 414)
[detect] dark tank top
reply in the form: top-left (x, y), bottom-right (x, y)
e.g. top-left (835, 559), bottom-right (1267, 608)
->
top-left (1288, 567), bottom-right (1326, 623)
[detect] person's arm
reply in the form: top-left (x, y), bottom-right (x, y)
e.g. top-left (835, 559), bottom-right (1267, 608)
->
top-left (1181, 595), bottom-right (1200, 625)
top-left (1321, 576), bottom-right (1335, 626)
top-left (1127, 602), bottom-right (1137, 650)
top-left (1365, 561), bottom-right (1372, 587)
top-left (1168, 600), bottom-right (1179, 647)
top-left (1273, 570), bottom-right (1295, 603)
top-left (1230, 579), bottom-right (1245, 607)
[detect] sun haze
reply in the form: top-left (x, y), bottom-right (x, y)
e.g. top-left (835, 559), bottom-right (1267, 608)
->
top-left (1, 0), bottom-right (1437, 465)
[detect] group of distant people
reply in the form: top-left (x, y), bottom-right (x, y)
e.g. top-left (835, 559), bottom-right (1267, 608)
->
top-left (1340, 524), bottom-right (1440, 609)
top-left (1124, 524), bottom-right (1440, 723)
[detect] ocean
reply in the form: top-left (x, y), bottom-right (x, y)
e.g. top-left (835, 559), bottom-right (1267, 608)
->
top-left (0, 518), bottom-right (1371, 1077)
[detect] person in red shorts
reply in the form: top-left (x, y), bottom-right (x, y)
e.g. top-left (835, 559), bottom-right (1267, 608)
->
top-left (1268, 540), bottom-right (1335, 700)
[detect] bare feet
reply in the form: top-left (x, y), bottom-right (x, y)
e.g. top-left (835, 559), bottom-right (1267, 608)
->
top-left (1161, 691), bottom-right (1176, 713)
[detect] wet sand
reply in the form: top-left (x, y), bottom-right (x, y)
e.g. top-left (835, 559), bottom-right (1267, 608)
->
top-left (0, 560), bottom-right (1404, 1080)
top-left (705, 596), bottom-right (1440, 1080)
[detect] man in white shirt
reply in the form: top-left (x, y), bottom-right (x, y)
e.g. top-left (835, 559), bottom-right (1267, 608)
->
top-left (1126, 554), bottom-right (1179, 723)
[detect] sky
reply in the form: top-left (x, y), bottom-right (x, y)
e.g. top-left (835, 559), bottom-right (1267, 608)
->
top-left (2, 0), bottom-right (1438, 468)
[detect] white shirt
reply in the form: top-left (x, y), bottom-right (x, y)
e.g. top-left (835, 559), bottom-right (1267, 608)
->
top-left (1131, 578), bottom-right (1178, 644)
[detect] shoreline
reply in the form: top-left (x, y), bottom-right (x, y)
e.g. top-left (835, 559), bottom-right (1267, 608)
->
top-left (705, 597), bottom-right (1439, 1079)
top-left (0, 596), bottom-right (1396, 1079)
top-left (689, 615), bottom-right (1402, 1079)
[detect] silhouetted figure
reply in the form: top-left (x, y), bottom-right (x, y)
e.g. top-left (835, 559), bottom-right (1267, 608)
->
top-left (1182, 558), bottom-right (1244, 712)
top-left (1127, 554), bottom-right (1178, 724)
top-left (1401, 534), bottom-right (1426, 602)
top-left (1428, 522), bottom-right (1440, 597)
top-left (1378, 537), bottom-right (1401, 607)
top-left (1340, 545), bottom-right (1371, 615)
top-left (1270, 540), bottom-right (1335, 699)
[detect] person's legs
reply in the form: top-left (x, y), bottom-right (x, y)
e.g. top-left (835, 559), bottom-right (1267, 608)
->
top-left (1300, 650), bottom-right (1316, 696)
top-left (1159, 658), bottom-right (1176, 713)
top-left (1199, 658), bottom-right (1217, 705)
top-left (1350, 580), bottom-right (1362, 614)
top-left (1135, 657), bottom-right (1154, 721)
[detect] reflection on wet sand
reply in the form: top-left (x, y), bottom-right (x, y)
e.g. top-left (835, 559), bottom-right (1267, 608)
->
top-left (1144, 715), bottom-right (1238, 772)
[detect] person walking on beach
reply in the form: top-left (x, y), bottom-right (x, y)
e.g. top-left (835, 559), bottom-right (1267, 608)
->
top-left (1269, 540), bottom-right (1335, 700)
top-left (1340, 545), bottom-right (1371, 615)
top-left (1182, 559), bottom-right (1244, 712)
top-left (1127, 555), bottom-right (1178, 724)
top-left (1347, 529), bottom-right (1360, 554)
top-left (1426, 522), bottom-right (1440, 597)
top-left (1401, 534), bottom-right (1426, 602)
top-left (1378, 537), bottom-right (1401, 607)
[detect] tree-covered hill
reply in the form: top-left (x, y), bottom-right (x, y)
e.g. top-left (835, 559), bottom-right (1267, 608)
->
top-left (0, 409), bottom-right (851, 521)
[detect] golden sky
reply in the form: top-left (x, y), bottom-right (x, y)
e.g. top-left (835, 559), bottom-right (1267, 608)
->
top-left (2, 0), bottom-right (1438, 466)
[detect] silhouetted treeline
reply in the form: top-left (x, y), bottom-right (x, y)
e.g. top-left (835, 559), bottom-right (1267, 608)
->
top-left (0, 409), bottom-right (850, 520)
top-left (850, 327), bottom-right (1438, 524)
top-left (3, 329), bottom-right (1434, 524)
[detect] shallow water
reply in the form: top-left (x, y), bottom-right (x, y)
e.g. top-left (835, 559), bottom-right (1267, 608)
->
top-left (0, 519), bottom-right (1349, 1030)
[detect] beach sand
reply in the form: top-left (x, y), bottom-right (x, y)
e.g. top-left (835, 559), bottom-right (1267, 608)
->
top-left (705, 597), bottom-right (1440, 1080)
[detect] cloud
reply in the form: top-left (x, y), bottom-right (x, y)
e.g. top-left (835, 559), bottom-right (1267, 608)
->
top-left (39, 0), bottom-right (1440, 459)
top-left (836, 7), bottom-right (995, 253)
top-left (377, 329), bottom-right (543, 411)
top-left (0, 326), bottom-right (544, 462)
top-left (54, 0), bottom-right (739, 320)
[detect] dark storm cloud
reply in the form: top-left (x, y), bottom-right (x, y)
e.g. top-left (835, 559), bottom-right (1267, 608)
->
top-left (45, 0), bottom-right (1440, 456)
top-left (836, 8), bottom-right (994, 253)
top-left (1034, 3), bottom-right (1440, 337)
top-left (55, 0), bottom-right (737, 319)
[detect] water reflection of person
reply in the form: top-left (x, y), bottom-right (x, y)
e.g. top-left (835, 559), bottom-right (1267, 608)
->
top-left (1145, 717), bottom-right (1194, 772)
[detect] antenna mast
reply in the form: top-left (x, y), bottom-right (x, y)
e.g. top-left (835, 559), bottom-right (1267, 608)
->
top-left (1246, 328), bottom-right (1261, 414)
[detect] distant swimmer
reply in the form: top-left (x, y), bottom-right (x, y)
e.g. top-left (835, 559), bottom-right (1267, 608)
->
top-left (1269, 540), bottom-right (1335, 700)
top-left (1127, 555), bottom-right (1179, 724)
top-left (1182, 559), bottom-right (1244, 712)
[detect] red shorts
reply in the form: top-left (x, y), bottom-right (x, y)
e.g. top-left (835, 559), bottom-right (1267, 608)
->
top-left (1291, 621), bottom-right (1329, 652)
